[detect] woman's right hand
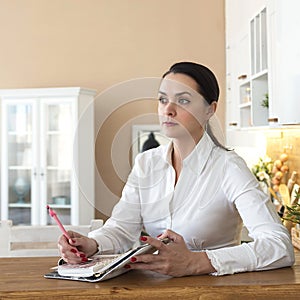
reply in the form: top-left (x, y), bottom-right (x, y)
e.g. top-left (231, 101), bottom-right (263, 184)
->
top-left (58, 230), bottom-right (99, 264)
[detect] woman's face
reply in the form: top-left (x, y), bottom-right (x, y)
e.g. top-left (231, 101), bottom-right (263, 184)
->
top-left (158, 72), bottom-right (216, 142)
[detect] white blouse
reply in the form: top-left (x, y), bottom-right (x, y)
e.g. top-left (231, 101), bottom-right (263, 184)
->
top-left (89, 132), bottom-right (295, 275)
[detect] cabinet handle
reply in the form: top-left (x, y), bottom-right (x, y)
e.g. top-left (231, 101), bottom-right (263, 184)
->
top-left (238, 74), bottom-right (247, 80)
top-left (268, 118), bottom-right (278, 123)
top-left (229, 122), bottom-right (238, 126)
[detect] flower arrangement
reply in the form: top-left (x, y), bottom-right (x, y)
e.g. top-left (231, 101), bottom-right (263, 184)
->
top-left (251, 156), bottom-right (273, 187)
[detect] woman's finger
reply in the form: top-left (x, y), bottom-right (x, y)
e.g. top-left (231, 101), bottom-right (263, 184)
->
top-left (161, 229), bottom-right (185, 244)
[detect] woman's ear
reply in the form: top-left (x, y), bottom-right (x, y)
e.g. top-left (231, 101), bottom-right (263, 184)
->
top-left (207, 101), bottom-right (217, 118)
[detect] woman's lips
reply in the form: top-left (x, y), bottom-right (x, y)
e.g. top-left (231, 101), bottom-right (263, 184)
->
top-left (162, 121), bottom-right (178, 127)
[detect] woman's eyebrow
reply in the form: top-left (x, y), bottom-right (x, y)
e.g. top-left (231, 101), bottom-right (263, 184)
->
top-left (158, 91), bottom-right (192, 97)
top-left (174, 91), bottom-right (192, 97)
top-left (158, 90), bottom-right (167, 95)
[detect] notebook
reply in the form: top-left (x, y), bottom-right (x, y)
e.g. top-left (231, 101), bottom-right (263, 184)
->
top-left (44, 243), bottom-right (157, 282)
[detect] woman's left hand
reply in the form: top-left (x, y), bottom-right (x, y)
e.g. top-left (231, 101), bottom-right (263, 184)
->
top-left (127, 229), bottom-right (216, 277)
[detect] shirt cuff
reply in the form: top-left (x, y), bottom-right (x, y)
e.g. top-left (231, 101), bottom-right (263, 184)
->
top-left (205, 244), bottom-right (256, 276)
top-left (88, 230), bottom-right (116, 254)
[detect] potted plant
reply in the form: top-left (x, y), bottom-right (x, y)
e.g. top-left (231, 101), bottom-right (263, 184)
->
top-left (283, 188), bottom-right (300, 225)
top-left (261, 93), bottom-right (269, 108)
top-left (284, 187), bottom-right (300, 249)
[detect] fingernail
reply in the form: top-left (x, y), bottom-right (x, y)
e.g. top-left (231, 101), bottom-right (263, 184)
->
top-left (70, 249), bottom-right (77, 253)
top-left (124, 264), bottom-right (131, 269)
top-left (140, 236), bottom-right (147, 242)
top-left (81, 257), bottom-right (88, 262)
top-left (71, 239), bottom-right (76, 244)
top-left (80, 254), bottom-right (86, 258)
top-left (157, 233), bottom-right (162, 238)
top-left (130, 257), bottom-right (137, 262)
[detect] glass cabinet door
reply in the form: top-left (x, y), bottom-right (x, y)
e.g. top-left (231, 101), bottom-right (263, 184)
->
top-left (1, 88), bottom-right (95, 226)
top-left (42, 101), bottom-right (74, 225)
top-left (6, 102), bottom-right (33, 225)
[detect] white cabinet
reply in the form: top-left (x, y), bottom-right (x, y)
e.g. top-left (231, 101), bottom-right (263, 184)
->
top-left (268, 0), bottom-right (300, 125)
top-left (1, 87), bottom-right (96, 226)
top-left (226, 0), bottom-right (300, 130)
top-left (226, 0), bottom-right (269, 130)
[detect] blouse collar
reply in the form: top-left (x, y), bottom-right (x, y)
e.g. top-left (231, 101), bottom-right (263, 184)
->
top-left (162, 132), bottom-right (216, 174)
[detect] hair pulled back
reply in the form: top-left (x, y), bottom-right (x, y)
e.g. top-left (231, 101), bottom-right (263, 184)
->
top-left (162, 62), bottom-right (219, 105)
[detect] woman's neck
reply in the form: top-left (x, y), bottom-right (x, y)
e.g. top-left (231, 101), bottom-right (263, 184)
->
top-left (171, 131), bottom-right (204, 184)
top-left (172, 131), bottom-right (204, 160)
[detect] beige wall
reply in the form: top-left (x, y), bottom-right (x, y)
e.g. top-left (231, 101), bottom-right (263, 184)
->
top-left (0, 0), bottom-right (225, 220)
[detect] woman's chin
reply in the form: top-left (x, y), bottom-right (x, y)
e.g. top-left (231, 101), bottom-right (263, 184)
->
top-left (162, 128), bottom-right (185, 139)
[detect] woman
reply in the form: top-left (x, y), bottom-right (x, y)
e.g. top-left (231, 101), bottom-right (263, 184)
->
top-left (58, 62), bottom-right (294, 276)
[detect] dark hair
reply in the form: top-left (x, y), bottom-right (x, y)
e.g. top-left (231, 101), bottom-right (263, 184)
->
top-left (162, 62), bottom-right (228, 150)
top-left (162, 62), bottom-right (219, 105)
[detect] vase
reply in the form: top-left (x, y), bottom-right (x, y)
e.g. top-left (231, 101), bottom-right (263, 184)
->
top-left (13, 177), bottom-right (30, 203)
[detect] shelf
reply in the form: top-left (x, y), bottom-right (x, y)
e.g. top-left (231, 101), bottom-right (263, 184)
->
top-left (47, 131), bottom-right (72, 135)
top-left (8, 166), bottom-right (32, 170)
top-left (9, 203), bottom-right (31, 208)
top-left (48, 204), bottom-right (71, 209)
top-left (239, 79), bottom-right (250, 86)
top-left (47, 166), bottom-right (71, 171)
top-left (252, 69), bottom-right (268, 80)
top-left (7, 131), bottom-right (32, 136)
top-left (239, 102), bottom-right (251, 109)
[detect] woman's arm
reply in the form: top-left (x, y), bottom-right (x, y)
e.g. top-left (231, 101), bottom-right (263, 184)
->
top-left (132, 152), bottom-right (295, 277)
top-left (205, 153), bottom-right (295, 275)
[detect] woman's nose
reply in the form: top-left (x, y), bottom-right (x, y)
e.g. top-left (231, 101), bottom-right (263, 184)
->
top-left (164, 102), bottom-right (176, 116)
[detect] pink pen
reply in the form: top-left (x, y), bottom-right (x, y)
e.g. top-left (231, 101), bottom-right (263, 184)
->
top-left (47, 205), bottom-right (71, 240)
top-left (47, 205), bottom-right (87, 259)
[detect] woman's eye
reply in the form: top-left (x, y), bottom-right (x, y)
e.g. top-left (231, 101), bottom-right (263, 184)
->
top-left (158, 96), bottom-right (168, 104)
top-left (178, 98), bottom-right (190, 105)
